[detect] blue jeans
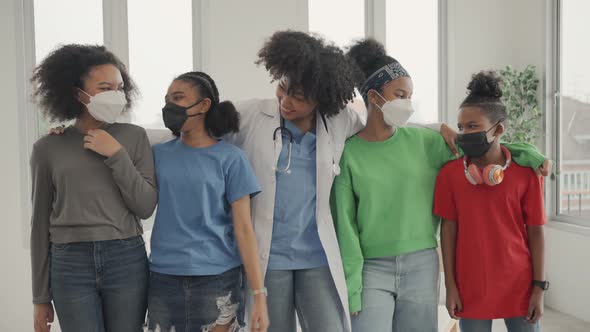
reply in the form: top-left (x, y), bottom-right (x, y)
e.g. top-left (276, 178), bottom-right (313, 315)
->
top-left (265, 267), bottom-right (346, 332)
top-left (147, 267), bottom-right (245, 332)
top-left (460, 317), bottom-right (541, 332)
top-left (50, 236), bottom-right (149, 332)
top-left (351, 248), bottom-right (439, 332)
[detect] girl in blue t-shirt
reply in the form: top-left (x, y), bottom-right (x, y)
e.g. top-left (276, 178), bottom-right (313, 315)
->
top-left (148, 71), bottom-right (269, 332)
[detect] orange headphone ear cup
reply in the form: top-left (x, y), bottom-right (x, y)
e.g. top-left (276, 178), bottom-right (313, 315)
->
top-left (466, 164), bottom-right (483, 185)
top-left (483, 164), bottom-right (505, 186)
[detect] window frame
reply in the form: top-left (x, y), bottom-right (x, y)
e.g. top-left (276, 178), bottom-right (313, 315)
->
top-left (15, 0), bottom-right (38, 248)
top-left (549, 0), bottom-right (590, 227)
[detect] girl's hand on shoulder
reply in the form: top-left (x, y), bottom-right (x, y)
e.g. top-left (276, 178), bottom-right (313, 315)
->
top-left (440, 123), bottom-right (460, 158)
top-left (535, 159), bottom-right (552, 177)
top-left (48, 125), bottom-right (65, 135)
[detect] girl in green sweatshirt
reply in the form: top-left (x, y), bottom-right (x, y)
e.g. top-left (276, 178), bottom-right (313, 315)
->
top-left (330, 39), bottom-right (547, 332)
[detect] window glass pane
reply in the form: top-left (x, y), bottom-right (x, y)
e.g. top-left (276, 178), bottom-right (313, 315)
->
top-left (33, 0), bottom-right (103, 131)
top-left (386, 0), bottom-right (439, 123)
top-left (559, 1), bottom-right (590, 219)
top-left (34, 0), bottom-right (103, 62)
top-left (308, 0), bottom-right (365, 49)
top-left (128, 0), bottom-right (193, 129)
top-left (309, 0), bottom-right (365, 114)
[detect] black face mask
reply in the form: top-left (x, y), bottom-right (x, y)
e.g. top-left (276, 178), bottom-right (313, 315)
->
top-left (162, 99), bottom-right (204, 134)
top-left (457, 122), bottom-right (501, 158)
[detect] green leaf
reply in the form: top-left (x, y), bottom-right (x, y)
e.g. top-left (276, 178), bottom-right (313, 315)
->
top-left (498, 64), bottom-right (544, 144)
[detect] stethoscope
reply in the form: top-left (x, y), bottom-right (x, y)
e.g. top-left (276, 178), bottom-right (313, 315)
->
top-left (272, 113), bottom-right (340, 176)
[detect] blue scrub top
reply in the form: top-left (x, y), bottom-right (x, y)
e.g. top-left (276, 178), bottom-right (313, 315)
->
top-left (268, 120), bottom-right (328, 270)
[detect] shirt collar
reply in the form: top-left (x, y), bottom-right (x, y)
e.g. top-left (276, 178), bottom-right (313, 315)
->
top-left (284, 119), bottom-right (316, 142)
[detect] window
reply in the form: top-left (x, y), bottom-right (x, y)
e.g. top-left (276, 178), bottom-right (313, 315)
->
top-left (34, 0), bottom-right (103, 62)
top-left (385, 0), bottom-right (439, 123)
top-left (127, 0), bottom-right (193, 129)
top-left (557, 0), bottom-right (590, 221)
top-left (308, 0), bottom-right (365, 49)
top-left (32, 0), bottom-right (193, 130)
top-left (309, 0), bottom-right (442, 122)
top-left (308, 0), bottom-right (367, 115)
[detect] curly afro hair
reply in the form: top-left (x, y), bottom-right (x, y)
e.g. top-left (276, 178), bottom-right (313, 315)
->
top-left (461, 70), bottom-right (506, 123)
top-left (31, 44), bottom-right (137, 123)
top-left (256, 30), bottom-right (356, 117)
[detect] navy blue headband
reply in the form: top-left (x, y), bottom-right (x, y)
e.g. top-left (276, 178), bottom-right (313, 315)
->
top-left (360, 62), bottom-right (410, 97)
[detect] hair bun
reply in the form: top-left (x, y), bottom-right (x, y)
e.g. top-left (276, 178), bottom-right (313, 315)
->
top-left (467, 70), bottom-right (503, 99)
top-left (207, 100), bottom-right (239, 137)
top-left (346, 39), bottom-right (388, 76)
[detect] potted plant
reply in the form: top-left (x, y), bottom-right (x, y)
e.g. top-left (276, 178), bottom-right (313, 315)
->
top-left (499, 65), bottom-right (543, 145)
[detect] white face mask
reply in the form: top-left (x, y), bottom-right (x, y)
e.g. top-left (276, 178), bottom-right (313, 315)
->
top-left (80, 90), bottom-right (126, 123)
top-left (374, 92), bottom-right (415, 127)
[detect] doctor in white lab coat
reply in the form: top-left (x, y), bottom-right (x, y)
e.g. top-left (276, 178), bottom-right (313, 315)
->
top-left (227, 96), bottom-right (363, 332)
top-left (224, 30), bottom-right (367, 332)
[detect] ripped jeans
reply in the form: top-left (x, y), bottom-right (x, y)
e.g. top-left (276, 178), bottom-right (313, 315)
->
top-left (147, 267), bottom-right (245, 332)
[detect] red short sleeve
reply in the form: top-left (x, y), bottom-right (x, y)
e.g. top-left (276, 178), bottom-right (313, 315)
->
top-left (523, 172), bottom-right (546, 226)
top-left (434, 165), bottom-right (458, 221)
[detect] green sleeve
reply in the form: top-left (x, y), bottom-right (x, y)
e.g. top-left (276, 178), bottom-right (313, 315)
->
top-left (420, 128), bottom-right (458, 169)
top-left (503, 142), bottom-right (546, 169)
top-left (330, 149), bottom-right (364, 313)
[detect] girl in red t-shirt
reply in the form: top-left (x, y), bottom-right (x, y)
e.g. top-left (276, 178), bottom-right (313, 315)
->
top-left (434, 71), bottom-right (547, 332)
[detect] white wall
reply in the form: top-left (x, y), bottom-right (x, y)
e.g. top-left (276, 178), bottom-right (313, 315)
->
top-left (545, 224), bottom-right (590, 322)
top-left (0, 0), bottom-right (36, 330)
top-left (204, 0), bottom-right (308, 101)
top-left (446, 0), bottom-right (545, 125)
